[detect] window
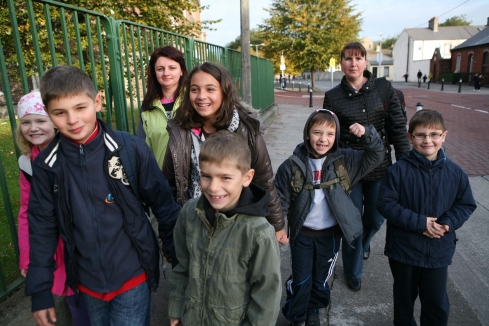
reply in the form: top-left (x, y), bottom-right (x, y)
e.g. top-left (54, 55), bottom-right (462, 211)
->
top-left (384, 67), bottom-right (389, 77)
top-left (483, 51), bottom-right (488, 75)
top-left (455, 54), bottom-right (461, 73)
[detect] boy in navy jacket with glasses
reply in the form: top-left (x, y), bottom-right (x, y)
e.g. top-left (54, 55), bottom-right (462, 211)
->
top-left (377, 109), bottom-right (477, 325)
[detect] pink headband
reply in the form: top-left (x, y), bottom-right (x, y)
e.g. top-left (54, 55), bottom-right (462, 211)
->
top-left (17, 92), bottom-right (48, 119)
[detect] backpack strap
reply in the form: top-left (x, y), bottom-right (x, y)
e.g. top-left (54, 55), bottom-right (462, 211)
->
top-left (288, 155), bottom-right (351, 197)
top-left (113, 130), bottom-right (140, 201)
top-left (333, 157), bottom-right (351, 193)
top-left (289, 155), bottom-right (306, 202)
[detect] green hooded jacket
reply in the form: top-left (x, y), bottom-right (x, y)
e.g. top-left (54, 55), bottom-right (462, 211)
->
top-left (168, 188), bottom-right (282, 325)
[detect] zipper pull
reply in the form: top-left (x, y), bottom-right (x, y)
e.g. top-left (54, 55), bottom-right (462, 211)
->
top-left (79, 144), bottom-right (84, 155)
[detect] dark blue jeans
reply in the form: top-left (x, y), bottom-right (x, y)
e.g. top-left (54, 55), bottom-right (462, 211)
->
top-left (342, 181), bottom-right (385, 280)
top-left (282, 233), bottom-right (341, 323)
top-left (389, 259), bottom-right (449, 326)
top-left (81, 282), bottom-right (151, 326)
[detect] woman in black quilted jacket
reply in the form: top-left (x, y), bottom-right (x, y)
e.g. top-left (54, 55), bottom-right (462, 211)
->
top-left (322, 42), bottom-right (410, 292)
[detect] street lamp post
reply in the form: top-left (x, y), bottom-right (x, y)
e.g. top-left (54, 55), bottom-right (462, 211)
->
top-left (250, 43), bottom-right (265, 56)
top-left (378, 31), bottom-right (382, 78)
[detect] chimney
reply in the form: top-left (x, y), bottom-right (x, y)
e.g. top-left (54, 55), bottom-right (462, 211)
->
top-left (429, 17), bottom-right (439, 32)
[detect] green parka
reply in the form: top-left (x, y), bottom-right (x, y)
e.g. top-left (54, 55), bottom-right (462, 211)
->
top-left (168, 188), bottom-right (282, 325)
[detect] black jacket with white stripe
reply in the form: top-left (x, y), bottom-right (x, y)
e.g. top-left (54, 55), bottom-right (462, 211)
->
top-left (25, 119), bottom-right (179, 312)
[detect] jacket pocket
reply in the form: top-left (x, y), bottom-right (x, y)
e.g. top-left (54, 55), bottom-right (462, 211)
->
top-left (212, 302), bottom-right (248, 325)
top-left (181, 298), bottom-right (198, 325)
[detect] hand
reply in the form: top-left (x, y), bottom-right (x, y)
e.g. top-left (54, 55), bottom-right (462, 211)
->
top-left (275, 229), bottom-right (289, 244)
top-left (21, 269), bottom-right (28, 278)
top-left (160, 237), bottom-right (173, 264)
top-left (33, 308), bottom-right (56, 326)
top-left (170, 319), bottom-right (181, 326)
top-left (349, 123), bottom-right (365, 138)
top-left (423, 217), bottom-right (446, 239)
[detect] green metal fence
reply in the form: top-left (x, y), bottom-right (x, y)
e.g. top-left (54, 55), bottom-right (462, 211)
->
top-left (0, 0), bottom-right (275, 301)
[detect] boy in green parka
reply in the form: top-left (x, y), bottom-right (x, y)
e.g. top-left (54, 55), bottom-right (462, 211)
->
top-left (168, 130), bottom-right (282, 326)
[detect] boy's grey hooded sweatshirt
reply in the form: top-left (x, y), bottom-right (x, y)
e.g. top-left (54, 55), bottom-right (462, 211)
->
top-left (274, 109), bottom-right (385, 244)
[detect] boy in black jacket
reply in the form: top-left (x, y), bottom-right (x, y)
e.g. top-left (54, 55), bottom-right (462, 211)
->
top-left (26, 66), bottom-right (180, 326)
top-left (275, 109), bottom-right (384, 326)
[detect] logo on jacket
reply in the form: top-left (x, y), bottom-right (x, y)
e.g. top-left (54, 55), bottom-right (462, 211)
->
top-left (105, 193), bottom-right (114, 204)
top-left (108, 156), bottom-right (129, 185)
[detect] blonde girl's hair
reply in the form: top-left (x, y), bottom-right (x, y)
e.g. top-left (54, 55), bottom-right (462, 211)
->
top-left (15, 125), bottom-right (33, 156)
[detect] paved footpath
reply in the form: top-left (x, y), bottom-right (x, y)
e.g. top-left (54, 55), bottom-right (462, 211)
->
top-left (2, 88), bottom-right (488, 325)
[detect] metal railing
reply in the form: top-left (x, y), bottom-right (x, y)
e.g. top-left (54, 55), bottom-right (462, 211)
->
top-left (0, 0), bottom-right (275, 300)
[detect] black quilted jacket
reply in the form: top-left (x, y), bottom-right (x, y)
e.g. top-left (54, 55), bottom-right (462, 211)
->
top-left (323, 70), bottom-right (410, 182)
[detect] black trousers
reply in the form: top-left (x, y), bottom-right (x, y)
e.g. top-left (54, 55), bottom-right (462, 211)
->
top-left (282, 233), bottom-right (340, 323)
top-left (388, 258), bottom-right (449, 326)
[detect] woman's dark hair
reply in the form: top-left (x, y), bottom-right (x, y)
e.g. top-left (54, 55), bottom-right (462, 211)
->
top-left (340, 42), bottom-right (367, 60)
top-left (141, 46), bottom-right (188, 112)
top-left (175, 62), bottom-right (246, 130)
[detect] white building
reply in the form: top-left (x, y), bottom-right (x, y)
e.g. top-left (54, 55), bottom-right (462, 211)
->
top-left (393, 17), bottom-right (483, 82)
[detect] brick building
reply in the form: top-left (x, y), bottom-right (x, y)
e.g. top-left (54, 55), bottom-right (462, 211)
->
top-left (430, 48), bottom-right (452, 82)
top-left (450, 21), bottom-right (489, 84)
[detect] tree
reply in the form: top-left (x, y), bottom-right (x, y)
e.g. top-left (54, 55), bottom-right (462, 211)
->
top-left (0, 0), bottom-right (220, 83)
top-left (439, 15), bottom-right (472, 26)
top-left (260, 0), bottom-right (361, 90)
top-left (226, 29), bottom-right (264, 51)
top-left (380, 35), bottom-right (398, 49)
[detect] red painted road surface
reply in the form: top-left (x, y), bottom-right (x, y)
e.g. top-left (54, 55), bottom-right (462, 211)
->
top-left (275, 88), bottom-right (489, 176)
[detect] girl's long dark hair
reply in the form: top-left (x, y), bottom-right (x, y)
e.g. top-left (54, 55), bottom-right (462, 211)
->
top-left (175, 62), bottom-right (246, 130)
top-left (141, 46), bottom-right (188, 112)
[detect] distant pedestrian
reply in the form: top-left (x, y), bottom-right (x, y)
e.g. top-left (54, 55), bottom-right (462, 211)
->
top-left (417, 70), bottom-right (422, 83)
top-left (473, 73), bottom-right (480, 91)
top-left (422, 75), bottom-right (427, 83)
top-left (378, 109), bottom-right (477, 326)
top-left (403, 72), bottom-right (409, 83)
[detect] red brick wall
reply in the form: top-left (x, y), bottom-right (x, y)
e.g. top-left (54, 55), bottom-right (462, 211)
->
top-left (451, 47), bottom-right (489, 74)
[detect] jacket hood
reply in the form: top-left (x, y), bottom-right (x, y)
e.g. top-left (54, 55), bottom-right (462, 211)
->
top-left (303, 109), bottom-right (341, 157)
top-left (203, 182), bottom-right (271, 226)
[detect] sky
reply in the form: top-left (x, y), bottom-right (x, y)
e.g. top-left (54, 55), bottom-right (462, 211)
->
top-left (199, 0), bottom-right (488, 47)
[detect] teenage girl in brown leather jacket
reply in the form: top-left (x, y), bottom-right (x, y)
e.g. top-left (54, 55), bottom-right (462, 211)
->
top-left (163, 62), bottom-right (288, 244)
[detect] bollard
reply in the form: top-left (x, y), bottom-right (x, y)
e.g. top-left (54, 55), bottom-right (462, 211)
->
top-left (458, 78), bottom-right (462, 93)
top-left (427, 79), bottom-right (431, 89)
top-left (299, 82), bottom-right (301, 92)
top-left (308, 83), bottom-right (313, 107)
top-left (441, 79), bottom-right (444, 91)
top-left (292, 81), bottom-right (294, 90)
top-left (416, 102), bottom-right (423, 111)
top-left (418, 80), bottom-right (421, 88)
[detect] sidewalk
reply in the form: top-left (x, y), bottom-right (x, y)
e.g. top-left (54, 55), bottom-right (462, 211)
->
top-left (1, 102), bottom-right (488, 326)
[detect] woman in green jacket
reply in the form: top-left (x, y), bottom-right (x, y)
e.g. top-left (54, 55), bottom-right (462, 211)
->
top-left (137, 46), bottom-right (188, 169)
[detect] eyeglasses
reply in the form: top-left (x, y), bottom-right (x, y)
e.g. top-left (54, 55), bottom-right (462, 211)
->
top-left (411, 132), bottom-right (444, 140)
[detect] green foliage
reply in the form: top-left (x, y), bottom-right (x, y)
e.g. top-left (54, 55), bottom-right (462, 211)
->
top-left (226, 29), bottom-right (265, 50)
top-left (380, 35), bottom-right (398, 49)
top-left (259, 0), bottom-right (361, 89)
top-left (439, 15), bottom-right (472, 26)
top-left (0, 119), bottom-right (21, 287)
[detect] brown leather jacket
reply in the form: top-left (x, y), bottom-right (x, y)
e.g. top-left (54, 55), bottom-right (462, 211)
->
top-left (163, 109), bottom-right (285, 231)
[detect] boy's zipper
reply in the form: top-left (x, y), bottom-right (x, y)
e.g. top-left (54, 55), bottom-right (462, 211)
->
top-left (80, 144), bottom-right (110, 292)
top-left (201, 218), bottom-right (216, 320)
